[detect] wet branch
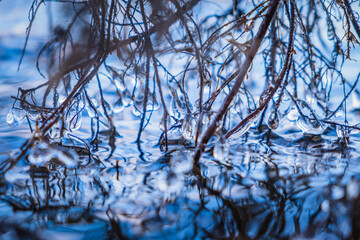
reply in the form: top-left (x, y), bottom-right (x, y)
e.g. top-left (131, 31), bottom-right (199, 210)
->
top-left (193, 0), bottom-right (281, 164)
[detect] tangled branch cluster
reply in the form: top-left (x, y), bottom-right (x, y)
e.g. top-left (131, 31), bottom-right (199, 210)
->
top-left (3, 0), bottom-right (360, 172)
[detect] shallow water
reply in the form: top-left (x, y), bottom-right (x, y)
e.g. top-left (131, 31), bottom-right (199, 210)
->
top-left (2, 1), bottom-right (360, 240)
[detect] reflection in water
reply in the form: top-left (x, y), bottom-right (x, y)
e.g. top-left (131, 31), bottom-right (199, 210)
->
top-left (1, 128), bottom-right (360, 239)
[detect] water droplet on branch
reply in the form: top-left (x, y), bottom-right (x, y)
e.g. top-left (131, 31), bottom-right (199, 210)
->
top-left (112, 98), bottom-right (125, 113)
top-left (297, 116), bottom-right (326, 135)
top-left (268, 110), bottom-right (279, 130)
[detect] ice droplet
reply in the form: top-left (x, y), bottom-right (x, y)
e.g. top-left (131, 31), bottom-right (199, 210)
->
top-left (148, 93), bottom-right (160, 111)
top-left (202, 112), bottom-right (212, 127)
top-left (100, 99), bottom-right (112, 116)
top-left (27, 110), bottom-right (42, 121)
top-left (114, 79), bottom-right (126, 92)
top-left (132, 93), bottom-right (159, 117)
top-left (181, 114), bottom-right (196, 141)
top-left (268, 111), bottom-right (279, 130)
top-left (112, 98), bottom-right (125, 113)
top-left (297, 116), bottom-right (326, 135)
top-left (213, 136), bottom-right (230, 161)
top-left (12, 107), bottom-right (26, 123)
top-left (287, 107), bottom-right (298, 121)
top-left (6, 112), bottom-right (18, 127)
top-left (169, 95), bottom-right (187, 120)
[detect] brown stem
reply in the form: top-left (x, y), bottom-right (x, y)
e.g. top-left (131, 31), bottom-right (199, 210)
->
top-left (225, 0), bottom-right (296, 139)
top-left (109, 0), bottom-right (202, 53)
top-left (193, 0), bottom-right (281, 164)
top-left (343, 0), bottom-right (360, 40)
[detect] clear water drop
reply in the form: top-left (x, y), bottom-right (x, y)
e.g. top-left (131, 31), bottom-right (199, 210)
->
top-left (67, 102), bottom-right (83, 131)
top-left (331, 185), bottom-right (344, 200)
top-left (101, 100), bottom-right (112, 116)
top-left (27, 110), bottom-right (42, 121)
top-left (112, 98), bottom-right (125, 113)
top-left (169, 96), bottom-right (181, 119)
top-left (6, 112), bottom-right (19, 127)
top-left (147, 93), bottom-right (160, 111)
top-left (169, 89), bottom-right (187, 120)
top-left (202, 112), bottom-right (212, 128)
top-left (321, 200), bottom-right (330, 213)
top-left (287, 107), bottom-right (298, 121)
top-left (297, 116), bottom-right (326, 135)
top-left (12, 107), bottom-right (26, 123)
top-left (268, 111), bottom-right (279, 130)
